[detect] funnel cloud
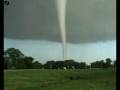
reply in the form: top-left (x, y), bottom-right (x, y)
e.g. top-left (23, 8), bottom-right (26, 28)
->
top-left (4, 0), bottom-right (116, 43)
top-left (55, 0), bottom-right (67, 60)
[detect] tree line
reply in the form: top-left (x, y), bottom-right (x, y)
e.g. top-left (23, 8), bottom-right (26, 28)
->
top-left (4, 48), bottom-right (116, 69)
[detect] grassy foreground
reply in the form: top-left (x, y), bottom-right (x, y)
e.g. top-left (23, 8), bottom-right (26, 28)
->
top-left (4, 68), bottom-right (116, 90)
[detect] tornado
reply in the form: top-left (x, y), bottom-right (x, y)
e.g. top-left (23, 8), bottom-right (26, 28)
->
top-left (55, 0), bottom-right (67, 60)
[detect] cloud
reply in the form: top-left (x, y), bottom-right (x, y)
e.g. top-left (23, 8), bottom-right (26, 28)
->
top-left (4, 0), bottom-right (116, 43)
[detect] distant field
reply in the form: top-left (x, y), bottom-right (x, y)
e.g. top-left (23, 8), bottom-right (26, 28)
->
top-left (4, 68), bottom-right (116, 90)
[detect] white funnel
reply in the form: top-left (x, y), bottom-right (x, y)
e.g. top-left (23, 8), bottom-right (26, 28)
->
top-left (55, 0), bottom-right (67, 60)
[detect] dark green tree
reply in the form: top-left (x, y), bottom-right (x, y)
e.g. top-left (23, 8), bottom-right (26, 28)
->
top-left (64, 60), bottom-right (76, 69)
top-left (4, 48), bottom-right (24, 69)
top-left (105, 58), bottom-right (112, 68)
top-left (73, 62), bottom-right (80, 69)
top-left (91, 60), bottom-right (106, 68)
top-left (79, 62), bottom-right (87, 69)
top-left (32, 61), bottom-right (43, 69)
top-left (44, 61), bottom-right (56, 69)
top-left (54, 61), bottom-right (65, 69)
top-left (4, 58), bottom-right (10, 69)
top-left (4, 53), bottom-right (10, 69)
top-left (23, 56), bottom-right (34, 69)
top-left (16, 59), bottom-right (26, 69)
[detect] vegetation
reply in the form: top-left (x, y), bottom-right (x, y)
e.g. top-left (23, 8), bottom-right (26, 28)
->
top-left (4, 48), bottom-right (116, 70)
top-left (4, 68), bottom-right (116, 90)
top-left (4, 48), bottom-right (116, 90)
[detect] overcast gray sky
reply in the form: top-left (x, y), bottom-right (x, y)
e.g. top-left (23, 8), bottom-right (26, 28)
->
top-left (4, 0), bottom-right (116, 63)
top-left (4, 0), bottom-right (116, 43)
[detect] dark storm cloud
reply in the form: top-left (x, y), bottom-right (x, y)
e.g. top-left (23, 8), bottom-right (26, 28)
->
top-left (4, 0), bottom-right (116, 43)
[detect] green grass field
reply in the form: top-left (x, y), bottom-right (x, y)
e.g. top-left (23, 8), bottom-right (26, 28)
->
top-left (4, 68), bottom-right (116, 90)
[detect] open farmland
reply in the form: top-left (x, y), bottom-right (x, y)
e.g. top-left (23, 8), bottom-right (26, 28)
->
top-left (4, 68), bottom-right (116, 90)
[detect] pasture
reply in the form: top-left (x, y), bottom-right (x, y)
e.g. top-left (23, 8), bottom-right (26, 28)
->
top-left (4, 68), bottom-right (116, 90)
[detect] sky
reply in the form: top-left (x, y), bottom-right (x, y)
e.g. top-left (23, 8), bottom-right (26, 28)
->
top-left (4, 0), bottom-right (116, 64)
